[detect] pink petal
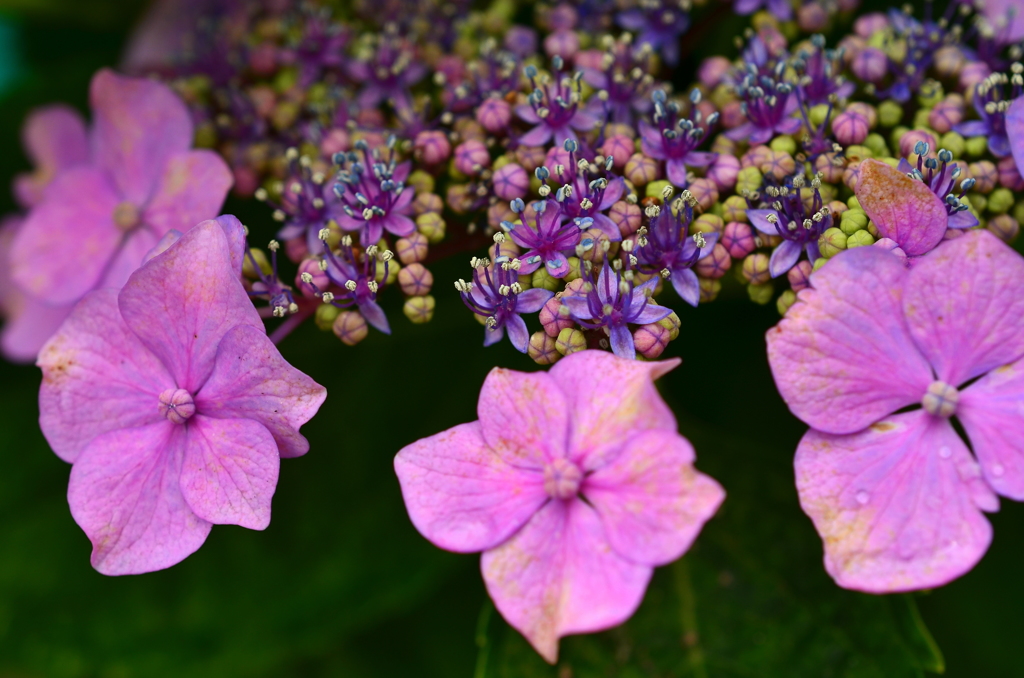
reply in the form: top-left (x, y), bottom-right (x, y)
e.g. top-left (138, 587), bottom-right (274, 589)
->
top-left (395, 422), bottom-right (548, 552)
top-left (584, 430), bottom-right (724, 566)
top-left (795, 411), bottom-right (997, 593)
top-left (118, 220), bottom-right (262, 392)
top-left (179, 416), bottom-right (280, 530)
top-left (766, 246), bottom-right (933, 435)
top-left (38, 289), bottom-right (173, 463)
top-left (1, 295), bottom-right (73, 363)
top-left (195, 325), bottom-right (327, 458)
top-left (10, 167), bottom-right (121, 305)
top-left (903, 231), bottom-right (1024, 387)
top-left (547, 350), bottom-right (679, 472)
top-left (14, 105), bottom-right (89, 208)
top-left (90, 69), bottom-right (193, 205)
top-left (855, 159), bottom-right (948, 256)
top-left (477, 368), bottom-right (570, 470)
top-left (958, 358), bottom-right (1024, 499)
top-left (68, 421), bottom-right (212, 575)
top-left (98, 227), bottom-right (159, 291)
top-left (1008, 97), bottom-right (1024, 177)
top-left (143, 150), bottom-right (233, 237)
top-left (481, 499), bottom-right (652, 664)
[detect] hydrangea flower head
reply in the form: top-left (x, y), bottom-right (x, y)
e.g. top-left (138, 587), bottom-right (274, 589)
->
top-left (767, 231), bottom-right (1024, 592)
top-left (394, 351), bottom-right (724, 662)
top-left (10, 69), bottom-right (232, 309)
top-left (37, 217), bottom-right (326, 575)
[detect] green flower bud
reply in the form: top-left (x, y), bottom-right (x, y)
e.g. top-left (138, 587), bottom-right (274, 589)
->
top-left (416, 212), bottom-right (446, 243)
top-left (770, 135), bottom-right (797, 155)
top-left (565, 257), bottom-right (582, 283)
top-left (406, 170), bottom-right (435, 195)
top-left (403, 295), bottom-right (435, 324)
top-left (528, 331), bottom-right (561, 365)
top-left (242, 248), bottom-right (272, 278)
top-left (864, 133), bottom-right (889, 158)
top-left (847, 196), bottom-right (862, 210)
top-left (812, 257), bottom-right (828, 272)
top-left (988, 188), bottom-right (1015, 214)
top-left (646, 179), bottom-right (674, 199)
top-left (968, 192), bottom-right (987, 214)
top-left (693, 213), bottom-right (724, 235)
top-left (555, 328), bottom-right (586, 356)
top-left (866, 220), bottom-right (879, 238)
top-left (890, 126), bottom-right (910, 150)
top-left (988, 214), bottom-right (1020, 243)
top-left (878, 100), bottom-right (904, 128)
top-left (844, 145), bottom-right (873, 162)
top-left (531, 268), bottom-right (561, 291)
top-left (840, 209), bottom-right (868, 235)
top-left (722, 195), bottom-right (749, 222)
top-left (818, 227), bottom-right (848, 258)
top-left (965, 136), bottom-right (989, 158)
top-left (657, 311), bottom-right (681, 341)
top-left (315, 303), bottom-right (340, 332)
top-left (912, 109), bottom-right (932, 130)
top-left (776, 289), bottom-right (797, 316)
top-left (736, 166), bottom-right (763, 195)
top-left (940, 131), bottom-right (965, 159)
top-left (748, 282), bottom-right (774, 305)
top-left (917, 80), bottom-right (944, 108)
top-left (1014, 201), bottom-right (1024, 225)
top-left (699, 277), bottom-right (722, 303)
top-left (846, 230), bottom-right (875, 248)
top-left (809, 104), bottom-right (831, 128)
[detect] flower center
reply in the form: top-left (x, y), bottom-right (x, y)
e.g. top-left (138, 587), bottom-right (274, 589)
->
top-left (112, 201), bottom-right (141, 231)
top-left (543, 457), bottom-right (582, 500)
top-left (159, 388), bottom-right (196, 424)
top-left (921, 380), bottom-right (959, 418)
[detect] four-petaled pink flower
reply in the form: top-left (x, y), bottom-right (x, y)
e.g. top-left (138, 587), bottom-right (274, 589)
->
top-left (767, 231), bottom-right (1024, 593)
top-left (37, 217), bottom-right (326, 575)
top-left (394, 350), bottom-right (724, 662)
top-left (10, 69), bottom-right (232, 357)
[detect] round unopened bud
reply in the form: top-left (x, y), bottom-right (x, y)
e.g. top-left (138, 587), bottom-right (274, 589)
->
top-left (159, 388), bottom-right (195, 424)
top-left (699, 277), bottom-right (721, 303)
top-left (657, 311), bottom-right (681, 341)
top-left (531, 267), bottom-right (561, 291)
top-left (988, 188), bottom-right (1015, 214)
top-left (922, 380), bottom-right (959, 418)
top-left (787, 260), bottom-right (813, 292)
top-left (624, 153), bottom-right (660, 186)
top-left (899, 129), bottom-right (937, 160)
top-left (998, 157), bottom-right (1024, 192)
top-left (403, 295), bottom-right (436, 324)
top-left (453, 139), bottom-right (491, 176)
top-left (333, 311), bottom-right (368, 346)
top-left (988, 214), bottom-right (1020, 243)
top-left (722, 195), bottom-right (749, 223)
top-left (840, 209), bottom-right (869, 235)
top-left (748, 281), bottom-right (773, 305)
top-left (832, 111), bottom-right (870, 146)
top-left (396, 232), bottom-right (429, 264)
top-left (688, 178), bottom-right (719, 211)
top-left (929, 95), bottom-right (965, 134)
top-left (776, 289), bottom-right (797, 315)
top-left (599, 135), bottom-right (635, 169)
top-left (555, 327), bottom-right (586, 356)
top-left (414, 130), bottom-right (451, 165)
top-left (412, 192), bottom-right (444, 216)
top-left (315, 302), bottom-right (340, 331)
top-left (633, 323), bottom-right (670, 359)
top-left (528, 331), bottom-right (561, 365)
top-left (707, 154), bottom-right (741, 192)
top-left (695, 243), bottom-right (732, 279)
top-left (876, 100), bottom-right (903, 128)
top-left (847, 229), bottom-right (875, 248)
top-left (818, 227), bottom-right (848, 258)
top-left (736, 166), bottom-right (763, 195)
top-left (475, 97), bottom-right (512, 134)
top-left (741, 253), bottom-right (770, 285)
top-left (492, 162), bottom-right (530, 200)
top-left (539, 296), bottom-right (574, 337)
top-left (609, 200), bottom-right (643, 237)
top-left (721, 222), bottom-right (756, 259)
top-left (416, 212), bottom-right (446, 243)
top-left (397, 263), bottom-right (433, 296)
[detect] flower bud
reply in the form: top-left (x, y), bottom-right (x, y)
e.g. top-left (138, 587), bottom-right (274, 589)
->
top-left (736, 166), bottom-right (763, 195)
top-left (599, 135), bottom-right (635, 170)
top-left (532, 267), bottom-right (561, 291)
top-left (928, 95), bottom-right (965, 134)
top-left (787, 260), bottom-right (813, 292)
top-left (877, 100), bottom-right (903, 128)
top-left (555, 327), bottom-right (586, 356)
top-left (839, 208), bottom-right (868, 235)
top-left (699, 277), bottom-right (721, 302)
top-left (333, 311), bottom-right (368, 346)
top-left (243, 248), bottom-right (272, 278)
top-left (722, 222), bottom-right (756, 258)
top-left (998, 157), bottom-right (1024, 192)
top-left (988, 188), bottom-right (1015, 215)
top-left (315, 302), bottom-right (340, 331)
top-left (475, 98), bottom-right (512, 134)
top-left (634, 323), bottom-right (670, 359)
top-left (414, 131), bottom-right (451, 165)
top-left (832, 111), bottom-right (870, 146)
top-left (624, 153), bottom-right (660, 186)
top-left (988, 214), bottom-right (1019, 243)
top-left (398, 263), bottom-right (433, 296)
top-left (453, 140), bottom-right (491, 176)
top-left (528, 331), bottom-right (561, 365)
top-left (846, 229), bottom-right (875, 248)
top-left (296, 258), bottom-right (328, 297)
top-left (707, 154), bottom-right (740, 191)
top-left (540, 296), bottom-right (574, 337)
top-left (818, 227), bottom-right (848, 258)
top-left (492, 162), bottom-right (530, 200)
top-left (396, 232), bottom-right (429, 264)
top-left (657, 310), bottom-right (681, 340)
top-left (776, 289), bottom-right (797, 315)
top-left (688, 178), bottom-right (719, 211)
top-left (693, 213), bottom-right (724, 235)
top-left (722, 195), bottom-right (749, 223)
top-left (416, 212), bottom-right (446, 243)
top-left (695, 243), bottom-right (732, 279)
top-left (748, 282), bottom-right (773, 305)
top-left (741, 253), bottom-right (770, 285)
top-left (403, 295), bottom-right (436, 324)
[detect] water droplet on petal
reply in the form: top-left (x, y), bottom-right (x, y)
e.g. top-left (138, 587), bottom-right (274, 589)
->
top-left (991, 463), bottom-right (1005, 477)
top-left (939, 446), bottom-right (952, 459)
top-left (855, 490), bottom-right (870, 505)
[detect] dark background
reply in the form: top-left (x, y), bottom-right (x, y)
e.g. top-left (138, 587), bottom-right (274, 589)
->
top-left (0, 1), bottom-right (1020, 676)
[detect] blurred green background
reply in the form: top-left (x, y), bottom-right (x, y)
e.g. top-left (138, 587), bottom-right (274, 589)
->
top-left (0, 1), bottom-right (1022, 676)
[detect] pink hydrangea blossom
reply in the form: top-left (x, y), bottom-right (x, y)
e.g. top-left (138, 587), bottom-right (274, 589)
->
top-left (767, 231), bottom-right (1024, 593)
top-left (8, 69), bottom-right (232, 361)
top-left (394, 351), bottom-right (724, 662)
top-left (37, 218), bottom-right (326, 575)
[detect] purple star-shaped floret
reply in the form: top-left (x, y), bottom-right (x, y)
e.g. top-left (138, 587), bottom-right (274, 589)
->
top-left (639, 89), bottom-right (718, 187)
